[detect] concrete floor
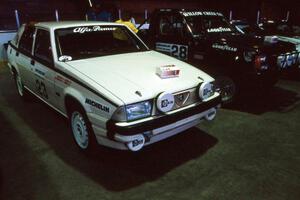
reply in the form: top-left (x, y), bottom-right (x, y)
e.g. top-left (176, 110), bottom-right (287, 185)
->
top-left (0, 63), bottom-right (299, 200)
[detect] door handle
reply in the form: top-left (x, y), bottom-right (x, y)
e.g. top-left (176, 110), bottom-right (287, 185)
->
top-left (31, 59), bottom-right (35, 65)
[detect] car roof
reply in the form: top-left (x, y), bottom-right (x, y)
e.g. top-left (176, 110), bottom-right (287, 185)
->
top-left (33, 21), bottom-right (121, 30)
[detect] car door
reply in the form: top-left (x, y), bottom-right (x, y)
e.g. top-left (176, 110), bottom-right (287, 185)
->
top-left (155, 13), bottom-right (190, 61)
top-left (16, 25), bottom-right (35, 88)
top-left (32, 28), bottom-right (56, 106)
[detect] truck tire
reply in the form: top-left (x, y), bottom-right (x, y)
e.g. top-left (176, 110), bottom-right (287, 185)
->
top-left (215, 76), bottom-right (237, 104)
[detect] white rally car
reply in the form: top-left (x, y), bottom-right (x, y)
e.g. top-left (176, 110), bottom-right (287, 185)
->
top-left (7, 21), bottom-right (221, 151)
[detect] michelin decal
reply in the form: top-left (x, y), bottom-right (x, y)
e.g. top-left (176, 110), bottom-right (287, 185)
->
top-left (85, 98), bottom-right (110, 113)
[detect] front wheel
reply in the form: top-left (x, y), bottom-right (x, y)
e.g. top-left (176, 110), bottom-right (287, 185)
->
top-left (215, 76), bottom-right (237, 104)
top-left (69, 104), bottom-right (97, 152)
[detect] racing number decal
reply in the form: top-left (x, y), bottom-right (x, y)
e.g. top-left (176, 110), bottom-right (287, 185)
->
top-left (171, 45), bottom-right (188, 60)
top-left (156, 42), bottom-right (188, 60)
top-left (35, 79), bottom-right (48, 99)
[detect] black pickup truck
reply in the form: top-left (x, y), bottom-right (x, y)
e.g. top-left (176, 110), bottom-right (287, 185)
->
top-left (139, 9), bottom-right (298, 103)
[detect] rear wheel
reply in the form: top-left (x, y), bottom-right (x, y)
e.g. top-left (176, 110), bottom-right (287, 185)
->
top-left (68, 103), bottom-right (97, 152)
top-left (215, 76), bottom-right (237, 104)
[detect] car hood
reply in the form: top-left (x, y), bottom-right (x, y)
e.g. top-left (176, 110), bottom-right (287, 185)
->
top-left (65, 51), bottom-right (214, 104)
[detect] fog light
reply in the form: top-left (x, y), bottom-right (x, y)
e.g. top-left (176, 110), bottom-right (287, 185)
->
top-left (127, 135), bottom-right (145, 151)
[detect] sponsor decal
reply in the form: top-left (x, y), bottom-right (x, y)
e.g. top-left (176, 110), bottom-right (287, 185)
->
top-left (207, 27), bottom-right (231, 33)
top-left (212, 43), bottom-right (237, 52)
top-left (73, 26), bottom-right (116, 34)
top-left (127, 135), bottom-right (145, 151)
top-left (156, 92), bottom-right (175, 113)
top-left (277, 53), bottom-right (299, 69)
top-left (35, 68), bottom-right (46, 77)
top-left (85, 98), bottom-right (110, 113)
top-left (156, 42), bottom-right (188, 60)
top-left (199, 82), bottom-right (214, 100)
top-left (55, 75), bottom-right (71, 85)
top-left (35, 79), bottom-right (48, 99)
top-left (58, 55), bottom-right (72, 62)
top-left (181, 11), bottom-right (223, 17)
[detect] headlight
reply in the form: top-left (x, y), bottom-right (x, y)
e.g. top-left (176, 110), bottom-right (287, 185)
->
top-left (198, 82), bottom-right (215, 101)
top-left (243, 51), bottom-right (256, 62)
top-left (125, 101), bottom-right (152, 121)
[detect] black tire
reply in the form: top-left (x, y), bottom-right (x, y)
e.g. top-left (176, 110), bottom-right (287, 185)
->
top-left (13, 70), bottom-right (30, 101)
top-left (215, 76), bottom-right (237, 104)
top-left (68, 102), bottom-right (98, 153)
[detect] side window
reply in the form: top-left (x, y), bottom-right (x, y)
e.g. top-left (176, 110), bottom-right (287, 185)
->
top-left (18, 26), bottom-right (35, 54)
top-left (159, 14), bottom-right (185, 37)
top-left (34, 29), bottom-right (53, 66)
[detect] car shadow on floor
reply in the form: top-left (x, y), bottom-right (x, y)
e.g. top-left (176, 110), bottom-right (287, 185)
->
top-left (224, 84), bottom-right (300, 115)
top-left (0, 77), bottom-right (218, 192)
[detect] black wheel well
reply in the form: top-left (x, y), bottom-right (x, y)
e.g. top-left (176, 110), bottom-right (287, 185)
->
top-left (65, 95), bottom-right (84, 117)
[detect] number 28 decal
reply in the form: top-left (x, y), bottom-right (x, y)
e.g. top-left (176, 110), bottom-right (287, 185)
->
top-left (171, 44), bottom-right (188, 60)
top-left (156, 42), bottom-right (188, 60)
top-left (35, 79), bottom-right (48, 99)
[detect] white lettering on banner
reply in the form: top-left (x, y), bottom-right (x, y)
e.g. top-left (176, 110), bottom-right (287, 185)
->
top-left (181, 11), bottom-right (223, 17)
top-left (73, 26), bottom-right (116, 33)
top-left (207, 27), bottom-right (232, 33)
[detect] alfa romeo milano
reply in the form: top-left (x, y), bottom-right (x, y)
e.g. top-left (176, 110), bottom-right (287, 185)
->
top-left (7, 21), bottom-right (220, 151)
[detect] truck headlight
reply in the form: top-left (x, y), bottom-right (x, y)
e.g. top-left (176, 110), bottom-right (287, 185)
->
top-left (125, 101), bottom-right (152, 121)
top-left (198, 82), bottom-right (215, 101)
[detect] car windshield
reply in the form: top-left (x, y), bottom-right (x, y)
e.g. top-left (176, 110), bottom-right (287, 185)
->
top-left (55, 25), bottom-right (148, 61)
top-left (185, 15), bottom-right (237, 36)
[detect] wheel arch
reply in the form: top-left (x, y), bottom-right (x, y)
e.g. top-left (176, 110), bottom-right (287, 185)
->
top-left (64, 88), bottom-right (91, 117)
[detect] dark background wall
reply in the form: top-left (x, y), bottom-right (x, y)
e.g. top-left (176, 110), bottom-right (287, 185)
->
top-left (0, 0), bottom-right (299, 29)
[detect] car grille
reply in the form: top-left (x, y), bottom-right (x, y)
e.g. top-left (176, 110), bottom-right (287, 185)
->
top-left (153, 87), bottom-right (199, 115)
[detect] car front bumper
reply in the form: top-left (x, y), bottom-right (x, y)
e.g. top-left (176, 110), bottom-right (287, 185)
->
top-left (98, 95), bottom-right (221, 151)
